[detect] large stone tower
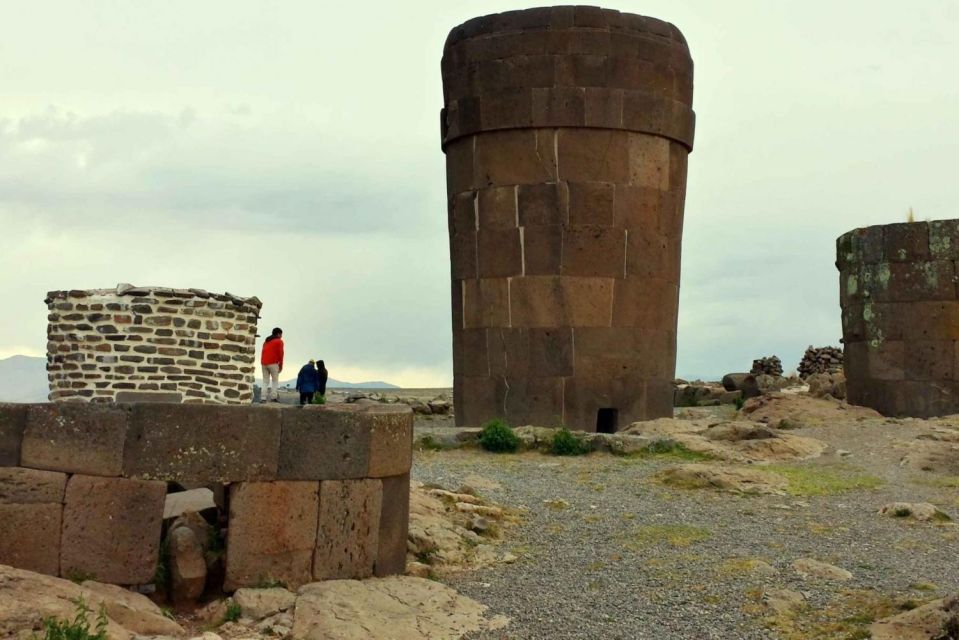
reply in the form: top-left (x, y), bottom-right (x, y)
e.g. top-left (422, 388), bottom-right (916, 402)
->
top-left (838, 221), bottom-right (959, 417)
top-left (441, 6), bottom-right (695, 431)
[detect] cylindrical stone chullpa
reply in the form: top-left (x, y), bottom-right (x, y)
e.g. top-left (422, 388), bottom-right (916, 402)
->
top-left (441, 6), bottom-right (694, 431)
top-left (838, 220), bottom-right (959, 418)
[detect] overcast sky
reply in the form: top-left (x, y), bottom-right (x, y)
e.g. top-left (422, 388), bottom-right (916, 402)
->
top-left (1, 1), bottom-right (958, 385)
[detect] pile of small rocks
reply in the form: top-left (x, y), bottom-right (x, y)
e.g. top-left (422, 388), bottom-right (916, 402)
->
top-left (751, 356), bottom-right (784, 377)
top-left (798, 345), bottom-right (843, 378)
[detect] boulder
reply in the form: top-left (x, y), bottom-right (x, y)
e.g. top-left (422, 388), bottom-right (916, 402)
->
top-left (878, 502), bottom-right (952, 522)
top-left (163, 487), bottom-right (216, 520)
top-left (168, 526), bottom-right (207, 605)
top-left (427, 399), bottom-right (451, 415)
top-left (791, 558), bottom-right (853, 580)
top-left (658, 464), bottom-right (788, 495)
top-left (871, 594), bottom-right (959, 640)
top-left (233, 587), bottom-right (296, 620)
top-left (722, 373), bottom-right (750, 392)
top-left (807, 371), bottom-right (847, 400)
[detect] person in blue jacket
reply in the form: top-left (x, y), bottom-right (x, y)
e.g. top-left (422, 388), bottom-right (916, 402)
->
top-left (295, 359), bottom-right (319, 405)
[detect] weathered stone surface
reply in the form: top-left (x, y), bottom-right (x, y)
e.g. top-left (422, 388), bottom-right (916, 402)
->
top-left (292, 576), bottom-right (508, 640)
top-left (0, 503), bottom-right (62, 575)
top-left (367, 406), bottom-right (413, 478)
top-left (168, 526), bottom-right (206, 604)
top-left (163, 487), bottom-right (216, 519)
top-left (278, 407), bottom-right (371, 480)
top-left (314, 479), bottom-right (383, 581)
top-left (233, 587), bottom-right (296, 620)
top-left (60, 474), bottom-right (166, 584)
top-left (376, 473), bottom-right (410, 577)
top-left (123, 404), bottom-right (280, 482)
top-left (870, 594), bottom-right (959, 640)
top-left (792, 557), bottom-right (853, 581)
top-left (21, 403), bottom-right (128, 476)
top-left (0, 564), bottom-right (184, 638)
top-left (224, 481), bottom-right (319, 591)
top-left (0, 403), bottom-right (27, 466)
top-left (0, 466), bottom-right (67, 503)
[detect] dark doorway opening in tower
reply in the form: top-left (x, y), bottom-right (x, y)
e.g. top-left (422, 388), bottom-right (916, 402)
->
top-left (597, 408), bottom-right (618, 434)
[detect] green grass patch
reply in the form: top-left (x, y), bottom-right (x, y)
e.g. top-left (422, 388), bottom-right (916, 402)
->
top-left (632, 439), bottom-right (712, 462)
top-left (36, 598), bottom-right (108, 640)
top-left (222, 601), bottom-right (242, 624)
top-left (415, 434), bottom-right (445, 451)
top-left (764, 464), bottom-right (883, 496)
top-left (478, 419), bottom-right (519, 453)
top-left (624, 524), bottom-right (711, 549)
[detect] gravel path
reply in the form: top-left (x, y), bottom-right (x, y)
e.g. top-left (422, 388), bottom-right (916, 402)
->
top-left (411, 416), bottom-right (959, 639)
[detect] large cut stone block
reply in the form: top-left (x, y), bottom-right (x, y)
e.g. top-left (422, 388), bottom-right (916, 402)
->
top-left (487, 328), bottom-right (531, 378)
top-left (366, 406), bottom-right (413, 478)
top-left (556, 129), bottom-right (630, 183)
top-left (611, 277), bottom-right (679, 329)
top-left (0, 503), bottom-right (62, 575)
top-left (477, 228), bottom-right (523, 277)
top-left (0, 467), bottom-right (67, 504)
top-left (0, 403), bottom-right (28, 466)
top-left (517, 183), bottom-right (566, 227)
top-left (123, 404), bottom-right (280, 482)
top-left (528, 328), bottom-right (573, 377)
top-left (278, 407), bottom-right (370, 480)
top-left (510, 276), bottom-right (613, 327)
top-left (477, 186), bottom-right (518, 228)
top-left (375, 473), bottom-right (410, 577)
top-left (22, 404), bottom-right (128, 476)
top-left (474, 129), bottom-right (556, 187)
top-left (562, 226), bottom-right (626, 278)
top-left (61, 474), bottom-right (166, 584)
top-left (313, 479), bottom-right (382, 581)
top-left (225, 481), bottom-right (319, 591)
top-left (523, 225), bottom-right (564, 275)
top-left (454, 328), bottom-right (490, 377)
top-left (462, 278), bottom-right (511, 329)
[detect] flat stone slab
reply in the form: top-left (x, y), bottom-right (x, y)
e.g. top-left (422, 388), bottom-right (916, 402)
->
top-left (21, 404), bottom-right (128, 476)
top-left (123, 404), bottom-right (280, 482)
top-left (313, 479), bottom-right (382, 581)
top-left (0, 503), bottom-right (62, 575)
top-left (0, 467), bottom-right (67, 504)
top-left (0, 404), bottom-right (28, 466)
top-left (278, 407), bottom-right (371, 480)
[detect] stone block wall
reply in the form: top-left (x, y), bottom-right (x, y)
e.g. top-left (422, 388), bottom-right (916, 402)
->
top-left (837, 220), bottom-right (959, 417)
top-left (45, 285), bottom-right (261, 404)
top-left (0, 402), bottom-right (412, 589)
top-left (441, 7), bottom-right (695, 431)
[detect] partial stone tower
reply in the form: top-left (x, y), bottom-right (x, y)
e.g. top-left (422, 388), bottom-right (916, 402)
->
top-left (838, 221), bottom-right (959, 417)
top-left (441, 6), bottom-right (695, 431)
top-left (45, 285), bottom-right (260, 404)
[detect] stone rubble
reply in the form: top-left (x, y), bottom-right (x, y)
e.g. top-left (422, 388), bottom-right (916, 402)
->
top-left (798, 345), bottom-right (843, 378)
top-left (750, 355), bottom-right (784, 377)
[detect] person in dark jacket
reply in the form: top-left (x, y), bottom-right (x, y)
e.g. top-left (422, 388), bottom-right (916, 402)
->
top-left (295, 359), bottom-right (319, 405)
top-left (316, 360), bottom-right (329, 399)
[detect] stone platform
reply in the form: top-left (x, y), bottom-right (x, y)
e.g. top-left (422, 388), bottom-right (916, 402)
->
top-left (0, 402), bottom-right (412, 589)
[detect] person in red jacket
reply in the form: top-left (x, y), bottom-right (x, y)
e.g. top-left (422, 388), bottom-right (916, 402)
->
top-left (260, 327), bottom-right (284, 403)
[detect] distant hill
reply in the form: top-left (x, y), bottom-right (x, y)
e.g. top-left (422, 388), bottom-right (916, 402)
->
top-left (0, 355), bottom-right (398, 403)
top-left (0, 356), bottom-right (48, 403)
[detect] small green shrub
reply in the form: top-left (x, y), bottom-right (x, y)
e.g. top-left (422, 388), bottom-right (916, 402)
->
top-left (222, 601), bottom-right (242, 624)
top-left (733, 396), bottom-right (745, 410)
top-left (256, 577), bottom-right (288, 589)
top-left (416, 435), bottom-right (444, 451)
top-left (893, 507), bottom-right (913, 518)
top-left (478, 419), bottom-right (519, 453)
top-left (550, 428), bottom-right (590, 456)
top-left (311, 394), bottom-right (326, 405)
top-left (640, 439), bottom-right (710, 461)
top-left (37, 598), bottom-right (108, 640)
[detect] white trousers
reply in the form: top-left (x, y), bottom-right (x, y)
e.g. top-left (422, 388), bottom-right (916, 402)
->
top-left (262, 364), bottom-right (280, 401)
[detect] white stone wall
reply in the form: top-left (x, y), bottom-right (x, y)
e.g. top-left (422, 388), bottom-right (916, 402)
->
top-left (45, 285), bottom-right (261, 404)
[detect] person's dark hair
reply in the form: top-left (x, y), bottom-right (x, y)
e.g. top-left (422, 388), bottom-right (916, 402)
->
top-left (265, 327), bottom-right (283, 343)
top-left (316, 360), bottom-right (326, 369)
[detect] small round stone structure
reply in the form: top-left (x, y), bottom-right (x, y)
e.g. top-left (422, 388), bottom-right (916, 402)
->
top-left (441, 6), bottom-right (695, 431)
top-left (45, 285), bottom-right (261, 404)
top-left (837, 220), bottom-right (959, 417)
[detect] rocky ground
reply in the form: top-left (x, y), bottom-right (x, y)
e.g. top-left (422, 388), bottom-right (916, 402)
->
top-left (3, 391), bottom-right (958, 639)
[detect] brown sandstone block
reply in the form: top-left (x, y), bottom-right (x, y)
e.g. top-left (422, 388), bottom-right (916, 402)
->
top-left (225, 481), bottom-right (319, 591)
top-left (884, 223), bottom-right (929, 262)
top-left (463, 278), bottom-right (511, 328)
top-left (841, 305), bottom-right (867, 342)
top-left (528, 328), bottom-right (573, 377)
top-left (611, 277), bottom-right (679, 330)
top-left (474, 129), bottom-right (556, 187)
top-left (568, 182), bottom-right (615, 226)
top-left (0, 403), bottom-right (27, 466)
top-left (0, 467), bottom-right (67, 504)
top-left (376, 474), bottom-right (410, 577)
top-left (627, 133), bottom-right (670, 189)
top-left (518, 183), bottom-right (566, 226)
top-left (606, 55), bottom-right (656, 91)
top-left (562, 226), bottom-right (626, 278)
top-left (123, 404), bottom-right (280, 482)
top-left (523, 225), bottom-right (564, 275)
top-left (456, 376), bottom-right (499, 427)
top-left (480, 88), bottom-right (532, 130)
top-left (563, 374), bottom-right (648, 432)
top-left (555, 55), bottom-right (607, 87)
top-left (445, 138), bottom-right (475, 192)
top-left (477, 228), bottom-right (523, 277)
top-left (929, 220), bottom-right (959, 260)
top-left (314, 479), bottom-right (383, 581)
top-left (887, 261), bottom-right (955, 302)
top-left (644, 378), bottom-right (675, 419)
top-left (487, 328), bottom-right (530, 378)
top-left (510, 276), bottom-right (614, 328)
top-left (61, 474), bottom-right (165, 584)
top-left (450, 230), bottom-right (478, 280)
top-left (278, 406), bottom-right (371, 480)
top-left (454, 328), bottom-right (490, 377)
top-left (449, 192), bottom-right (476, 235)
top-left (22, 403), bottom-right (128, 476)
top-left (904, 340), bottom-right (954, 381)
top-left (868, 341), bottom-right (905, 381)
top-left (556, 129), bottom-right (630, 183)
top-left (622, 91), bottom-right (666, 137)
top-left (613, 185), bottom-right (659, 230)
top-left (367, 406), bottom-right (413, 478)
top-left (585, 87), bottom-right (624, 128)
top-left (531, 87), bottom-right (586, 127)
top-left (477, 186), bottom-right (517, 228)
top-left (669, 142), bottom-right (689, 193)
top-left (626, 229), bottom-right (680, 281)
top-left (900, 301), bottom-right (959, 341)
top-left (0, 503), bottom-right (62, 575)
top-left (500, 376), bottom-right (565, 426)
